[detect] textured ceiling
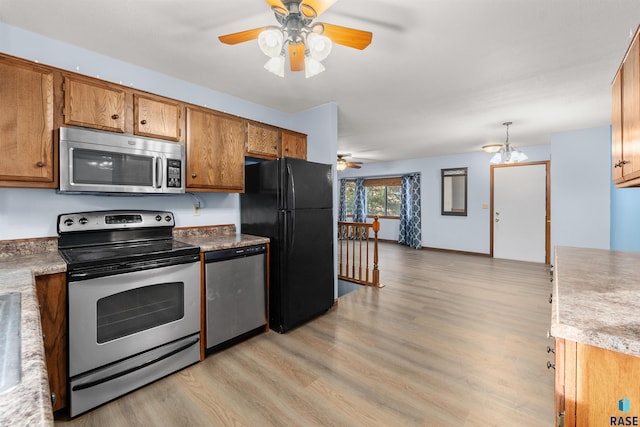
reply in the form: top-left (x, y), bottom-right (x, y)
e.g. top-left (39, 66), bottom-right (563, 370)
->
top-left (1, 0), bottom-right (639, 163)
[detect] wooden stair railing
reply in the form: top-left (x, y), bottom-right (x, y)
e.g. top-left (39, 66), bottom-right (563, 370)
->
top-left (338, 216), bottom-right (382, 287)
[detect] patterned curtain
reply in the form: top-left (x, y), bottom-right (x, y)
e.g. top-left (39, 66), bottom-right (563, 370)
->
top-left (399, 173), bottom-right (422, 249)
top-left (353, 178), bottom-right (367, 223)
top-left (338, 179), bottom-right (347, 222)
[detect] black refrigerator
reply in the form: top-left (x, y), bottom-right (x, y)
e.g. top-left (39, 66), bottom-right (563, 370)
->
top-left (241, 157), bottom-right (334, 333)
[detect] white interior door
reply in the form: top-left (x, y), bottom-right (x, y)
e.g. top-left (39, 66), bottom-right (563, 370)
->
top-left (493, 164), bottom-right (547, 263)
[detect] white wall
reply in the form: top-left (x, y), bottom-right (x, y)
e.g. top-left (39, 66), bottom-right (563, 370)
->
top-left (0, 22), bottom-right (337, 240)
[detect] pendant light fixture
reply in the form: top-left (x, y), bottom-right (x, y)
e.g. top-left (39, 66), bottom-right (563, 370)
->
top-left (489, 122), bottom-right (528, 164)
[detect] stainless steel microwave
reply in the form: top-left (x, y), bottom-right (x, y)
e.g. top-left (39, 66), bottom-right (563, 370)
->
top-left (59, 127), bottom-right (185, 194)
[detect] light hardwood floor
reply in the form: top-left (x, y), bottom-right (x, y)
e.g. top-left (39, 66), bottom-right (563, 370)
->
top-left (55, 242), bottom-right (555, 426)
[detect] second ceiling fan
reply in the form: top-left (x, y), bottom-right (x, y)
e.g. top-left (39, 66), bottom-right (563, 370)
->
top-left (219, 0), bottom-right (373, 78)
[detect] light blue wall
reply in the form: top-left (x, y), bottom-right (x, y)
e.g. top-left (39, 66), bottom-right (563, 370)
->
top-left (550, 126), bottom-right (611, 251)
top-left (340, 145), bottom-right (551, 254)
top-left (0, 22), bottom-right (337, 240)
top-left (611, 124), bottom-right (640, 251)
top-left (340, 126), bottom-right (612, 256)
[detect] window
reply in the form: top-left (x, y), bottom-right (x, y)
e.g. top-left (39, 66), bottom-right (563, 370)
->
top-left (365, 177), bottom-right (401, 218)
top-left (344, 181), bottom-right (355, 217)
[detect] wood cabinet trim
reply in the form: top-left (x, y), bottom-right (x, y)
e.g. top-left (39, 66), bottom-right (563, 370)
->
top-left (35, 273), bottom-right (67, 412)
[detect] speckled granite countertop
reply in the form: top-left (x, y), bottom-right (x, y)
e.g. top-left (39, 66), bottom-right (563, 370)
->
top-left (550, 246), bottom-right (640, 357)
top-left (0, 249), bottom-right (65, 427)
top-left (0, 227), bottom-right (268, 426)
top-left (174, 230), bottom-right (269, 252)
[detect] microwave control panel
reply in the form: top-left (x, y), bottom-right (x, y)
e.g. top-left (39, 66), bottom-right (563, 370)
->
top-left (167, 159), bottom-right (182, 188)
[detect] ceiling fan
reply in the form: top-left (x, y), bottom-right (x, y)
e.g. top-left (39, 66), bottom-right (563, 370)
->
top-left (218, 0), bottom-right (372, 78)
top-left (337, 154), bottom-right (362, 170)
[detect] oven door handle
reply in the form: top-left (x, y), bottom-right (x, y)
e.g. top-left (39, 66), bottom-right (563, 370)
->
top-left (71, 335), bottom-right (199, 391)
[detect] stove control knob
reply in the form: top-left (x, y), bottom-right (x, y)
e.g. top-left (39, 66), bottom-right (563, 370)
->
top-left (165, 215), bottom-right (172, 222)
top-left (155, 215), bottom-right (162, 222)
top-left (78, 217), bottom-right (88, 225)
top-left (64, 218), bottom-right (74, 227)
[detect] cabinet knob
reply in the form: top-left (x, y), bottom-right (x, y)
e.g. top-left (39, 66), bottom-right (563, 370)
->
top-left (549, 293), bottom-right (553, 304)
top-left (111, 114), bottom-right (119, 120)
top-left (140, 119), bottom-right (147, 125)
top-left (191, 173), bottom-right (197, 178)
top-left (36, 161), bottom-right (45, 167)
top-left (51, 393), bottom-right (56, 406)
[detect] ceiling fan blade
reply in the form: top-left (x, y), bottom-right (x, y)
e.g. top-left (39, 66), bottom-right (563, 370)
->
top-left (320, 23), bottom-right (372, 50)
top-left (265, 0), bottom-right (288, 15)
top-left (300, 0), bottom-right (337, 18)
top-left (347, 163), bottom-right (362, 169)
top-left (218, 27), bottom-right (266, 45)
top-left (289, 43), bottom-right (305, 71)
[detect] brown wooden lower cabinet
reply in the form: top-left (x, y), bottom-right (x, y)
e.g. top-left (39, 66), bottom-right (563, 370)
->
top-left (556, 338), bottom-right (640, 426)
top-left (35, 273), bottom-right (67, 412)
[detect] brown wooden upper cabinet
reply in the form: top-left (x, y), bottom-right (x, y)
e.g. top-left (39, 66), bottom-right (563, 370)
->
top-left (0, 56), bottom-right (56, 187)
top-left (246, 120), bottom-right (280, 159)
top-left (134, 94), bottom-right (182, 141)
top-left (281, 129), bottom-right (307, 160)
top-left (186, 107), bottom-right (245, 192)
top-left (612, 25), bottom-right (640, 187)
top-left (63, 75), bottom-right (126, 133)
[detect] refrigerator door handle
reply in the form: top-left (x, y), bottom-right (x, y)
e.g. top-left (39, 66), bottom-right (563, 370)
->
top-left (287, 211), bottom-right (295, 250)
top-left (286, 163), bottom-right (295, 210)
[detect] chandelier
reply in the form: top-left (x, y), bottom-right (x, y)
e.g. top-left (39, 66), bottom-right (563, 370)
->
top-left (486, 122), bottom-right (528, 164)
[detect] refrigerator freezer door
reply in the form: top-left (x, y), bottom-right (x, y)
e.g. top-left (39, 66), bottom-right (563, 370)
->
top-left (275, 208), bottom-right (334, 332)
top-left (281, 158), bottom-right (333, 210)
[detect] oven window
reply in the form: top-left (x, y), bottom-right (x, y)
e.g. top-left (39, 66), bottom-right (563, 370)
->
top-left (96, 282), bottom-right (184, 343)
top-left (73, 148), bottom-right (153, 187)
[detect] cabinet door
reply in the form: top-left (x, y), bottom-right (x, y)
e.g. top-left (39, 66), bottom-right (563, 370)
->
top-left (246, 121), bottom-right (280, 159)
top-left (622, 35), bottom-right (640, 182)
top-left (35, 273), bottom-right (67, 413)
top-left (281, 129), bottom-right (307, 160)
top-left (186, 107), bottom-right (245, 191)
top-left (0, 58), bottom-right (54, 184)
top-left (612, 70), bottom-right (624, 184)
top-left (134, 94), bottom-right (181, 141)
top-left (64, 75), bottom-right (126, 132)
top-left (574, 342), bottom-right (640, 426)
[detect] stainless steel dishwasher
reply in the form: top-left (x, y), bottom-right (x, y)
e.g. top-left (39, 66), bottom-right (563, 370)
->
top-left (204, 244), bottom-right (267, 352)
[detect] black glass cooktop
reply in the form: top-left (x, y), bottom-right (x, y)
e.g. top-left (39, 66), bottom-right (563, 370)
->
top-left (59, 239), bottom-right (199, 269)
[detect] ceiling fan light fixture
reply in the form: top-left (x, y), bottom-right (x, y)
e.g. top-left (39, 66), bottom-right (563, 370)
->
top-left (337, 158), bottom-right (348, 171)
top-left (258, 28), bottom-right (284, 57)
top-left (264, 55), bottom-right (285, 77)
top-left (306, 33), bottom-right (332, 61)
top-left (304, 56), bottom-right (325, 78)
top-left (300, 4), bottom-right (317, 18)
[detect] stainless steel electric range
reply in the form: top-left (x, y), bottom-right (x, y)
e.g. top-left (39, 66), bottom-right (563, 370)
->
top-left (57, 210), bottom-right (201, 417)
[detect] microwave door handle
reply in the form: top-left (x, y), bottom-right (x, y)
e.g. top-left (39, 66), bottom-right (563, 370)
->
top-left (155, 157), bottom-right (163, 188)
